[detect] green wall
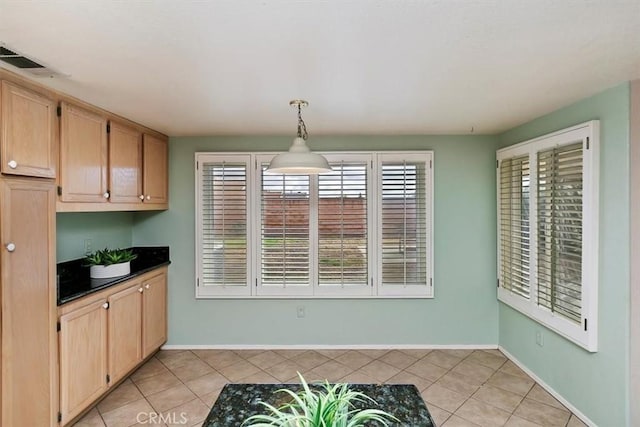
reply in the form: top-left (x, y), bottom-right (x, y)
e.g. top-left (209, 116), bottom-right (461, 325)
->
top-left (56, 212), bottom-right (134, 262)
top-left (133, 135), bottom-right (500, 346)
top-left (497, 83), bottom-right (630, 426)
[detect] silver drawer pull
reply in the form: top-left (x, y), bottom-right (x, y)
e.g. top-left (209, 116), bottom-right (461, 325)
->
top-left (6, 243), bottom-right (16, 252)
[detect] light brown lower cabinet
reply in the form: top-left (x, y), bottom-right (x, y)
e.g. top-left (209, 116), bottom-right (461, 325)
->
top-left (59, 299), bottom-right (109, 424)
top-left (108, 283), bottom-right (143, 385)
top-left (142, 271), bottom-right (167, 357)
top-left (58, 267), bottom-right (167, 425)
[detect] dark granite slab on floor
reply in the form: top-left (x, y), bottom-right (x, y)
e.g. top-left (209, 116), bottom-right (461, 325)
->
top-left (202, 383), bottom-right (435, 427)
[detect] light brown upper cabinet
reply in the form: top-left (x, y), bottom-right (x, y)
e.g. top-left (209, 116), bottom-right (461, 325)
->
top-left (57, 118), bottom-right (168, 211)
top-left (142, 133), bottom-right (168, 205)
top-left (0, 81), bottom-right (57, 178)
top-left (59, 102), bottom-right (108, 203)
top-left (109, 122), bottom-right (143, 204)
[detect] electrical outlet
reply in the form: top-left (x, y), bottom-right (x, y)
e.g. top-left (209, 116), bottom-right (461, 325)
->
top-left (296, 306), bottom-right (306, 318)
top-left (84, 239), bottom-right (92, 255)
top-left (536, 330), bottom-right (544, 347)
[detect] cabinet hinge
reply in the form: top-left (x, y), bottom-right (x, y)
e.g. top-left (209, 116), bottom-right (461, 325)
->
top-left (106, 123), bottom-right (111, 133)
top-left (56, 106), bottom-right (61, 117)
top-left (106, 374), bottom-right (110, 384)
top-left (586, 137), bottom-right (590, 150)
top-left (58, 412), bottom-right (62, 423)
top-left (57, 186), bottom-right (62, 196)
top-left (56, 321), bottom-right (61, 332)
top-left (584, 318), bottom-right (588, 331)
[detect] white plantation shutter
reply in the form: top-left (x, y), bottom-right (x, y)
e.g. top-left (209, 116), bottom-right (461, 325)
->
top-left (317, 156), bottom-right (371, 294)
top-left (496, 121), bottom-right (599, 352)
top-left (259, 162), bottom-right (311, 295)
top-left (378, 153), bottom-right (432, 296)
top-left (196, 151), bottom-right (434, 299)
top-left (537, 142), bottom-right (583, 323)
top-left (196, 155), bottom-right (250, 297)
top-left (499, 155), bottom-right (531, 298)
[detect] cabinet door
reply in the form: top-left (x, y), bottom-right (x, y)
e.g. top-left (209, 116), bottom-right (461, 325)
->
top-left (142, 271), bottom-right (167, 358)
top-left (0, 178), bottom-right (57, 426)
top-left (109, 122), bottom-right (143, 203)
top-left (108, 283), bottom-right (143, 384)
top-left (59, 102), bottom-right (108, 202)
top-left (142, 134), bottom-right (168, 204)
top-left (59, 300), bottom-right (108, 424)
top-left (1, 81), bottom-right (57, 178)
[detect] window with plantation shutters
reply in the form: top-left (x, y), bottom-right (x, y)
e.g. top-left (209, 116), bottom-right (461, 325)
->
top-left (258, 162), bottom-right (311, 295)
top-left (537, 142), bottom-right (583, 323)
top-left (316, 155), bottom-right (372, 295)
top-left (499, 155), bottom-right (531, 298)
top-left (196, 155), bottom-right (251, 297)
top-left (377, 153), bottom-right (432, 296)
top-left (496, 121), bottom-right (599, 352)
top-left (195, 151), bottom-right (434, 299)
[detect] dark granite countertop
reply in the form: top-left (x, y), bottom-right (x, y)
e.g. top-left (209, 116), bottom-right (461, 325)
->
top-left (202, 383), bottom-right (434, 427)
top-left (57, 246), bottom-right (170, 305)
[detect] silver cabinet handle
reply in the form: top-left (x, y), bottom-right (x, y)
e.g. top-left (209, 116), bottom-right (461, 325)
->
top-left (103, 192), bottom-right (110, 199)
top-left (7, 160), bottom-right (17, 169)
top-left (145, 284), bottom-right (150, 289)
top-left (102, 302), bottom-right (109, 309)
top-left (6, 243), bottom-right (16, 252)
top-left (139, 195), bottom-right (145, 200)
top-left (138, 287), bottom-right (144, 293)
top-left (146, 195), bottom-right (151, 200)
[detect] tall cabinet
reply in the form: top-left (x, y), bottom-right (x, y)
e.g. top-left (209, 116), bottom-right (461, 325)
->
top-left (0, 78), bottom-right (58, 426)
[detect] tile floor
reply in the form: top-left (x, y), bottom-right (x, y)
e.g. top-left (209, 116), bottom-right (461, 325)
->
top-left (73, 348), bottom-right (588, 427)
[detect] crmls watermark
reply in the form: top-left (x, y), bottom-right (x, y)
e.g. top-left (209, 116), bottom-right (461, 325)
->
top-left (137, 411), bottom-right (188, 425)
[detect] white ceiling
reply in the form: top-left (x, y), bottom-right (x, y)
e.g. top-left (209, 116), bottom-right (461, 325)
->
top-left (1, 1), bottom-right (639, 137)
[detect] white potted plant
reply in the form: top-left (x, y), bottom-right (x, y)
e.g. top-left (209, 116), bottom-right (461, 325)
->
top-left (85, 248), bottom-right (137, 279)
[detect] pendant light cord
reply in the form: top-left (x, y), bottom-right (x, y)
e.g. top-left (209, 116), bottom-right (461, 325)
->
top-left (297, 104), bottom-right (309, 140)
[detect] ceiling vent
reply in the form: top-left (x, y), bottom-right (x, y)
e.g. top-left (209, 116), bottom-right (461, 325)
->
top-left (0, 45), bottom-right (68, 78)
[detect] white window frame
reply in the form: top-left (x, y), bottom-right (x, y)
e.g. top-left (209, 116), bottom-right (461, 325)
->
top-left (377, 153), bottom-right (434, 297)
top-left (195, 154), bottom-right (253, 297)
top-left (496, 121), bottom-right (599, 352)
top-left (195, 151), bottom-right (434, 299)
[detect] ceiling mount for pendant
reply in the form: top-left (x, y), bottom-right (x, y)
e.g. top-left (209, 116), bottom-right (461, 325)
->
top-left (265, 100), bottom-right (332, 175)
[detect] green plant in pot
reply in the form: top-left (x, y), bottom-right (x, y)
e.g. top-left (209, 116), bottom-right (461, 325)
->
top-left (243, 373), bottom-right (398, 427)
top-left (85, 248), bottom-right (137, 279)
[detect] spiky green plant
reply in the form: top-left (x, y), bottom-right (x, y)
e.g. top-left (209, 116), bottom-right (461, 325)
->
top-left (84, 248), bottom-right (137, 266)
top-left (243, 373), bottom-right (398, 427)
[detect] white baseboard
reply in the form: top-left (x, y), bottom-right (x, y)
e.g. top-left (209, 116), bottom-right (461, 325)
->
top-left (498, 346), bottom-right (596, 427)
top-left (161, 343), bottom-right (499, 351)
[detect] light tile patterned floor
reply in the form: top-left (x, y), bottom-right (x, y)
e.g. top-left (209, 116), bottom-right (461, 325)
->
top-left (73, 348), bottom-right (588, 427)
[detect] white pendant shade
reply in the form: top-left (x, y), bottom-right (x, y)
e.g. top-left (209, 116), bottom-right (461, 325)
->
top-left (266, 137), bottom-right (332, 174)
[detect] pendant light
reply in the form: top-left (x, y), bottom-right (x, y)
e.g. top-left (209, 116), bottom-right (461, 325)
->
top-left (266, 100), bottom-right (332, 174)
